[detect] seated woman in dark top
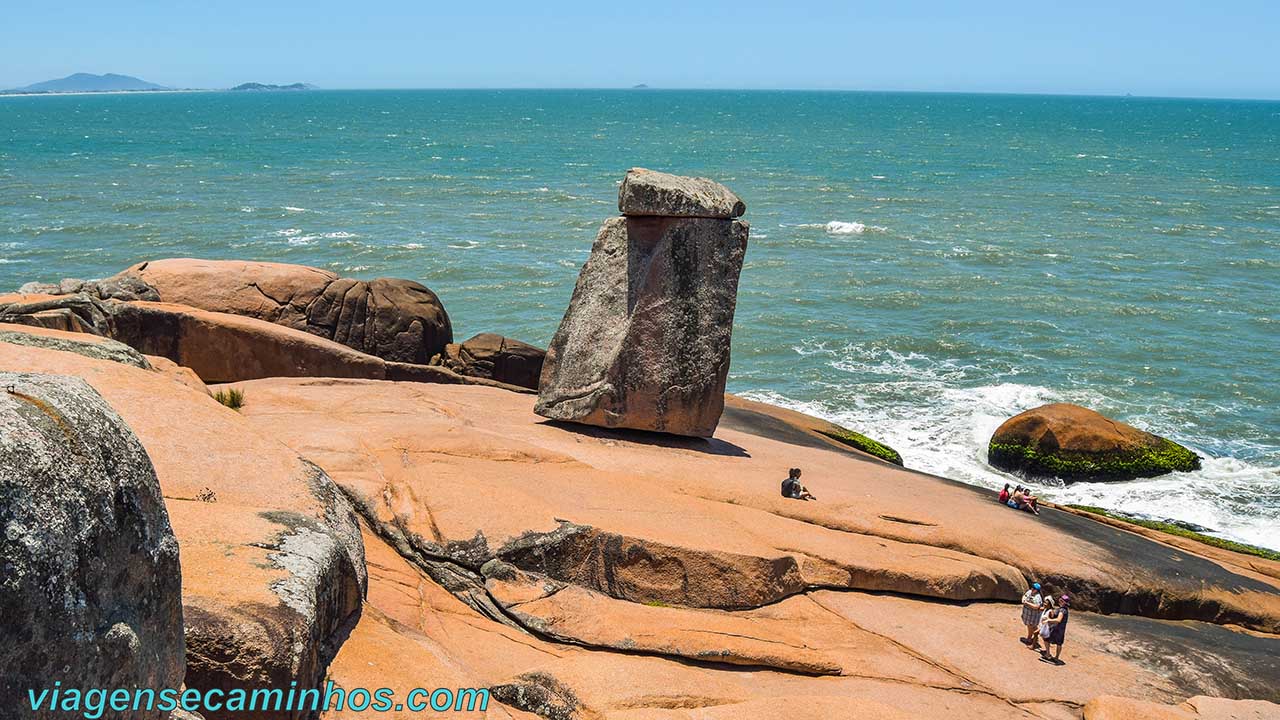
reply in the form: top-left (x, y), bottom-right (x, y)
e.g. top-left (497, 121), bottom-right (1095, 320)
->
top-left (781, 467), bottom-right (816, 501)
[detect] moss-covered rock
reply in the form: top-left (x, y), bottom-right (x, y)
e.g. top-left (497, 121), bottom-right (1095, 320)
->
top-left (988, 403), bottom-right (1200, 482)
top-left (818, 426), bottom-right (904, 466)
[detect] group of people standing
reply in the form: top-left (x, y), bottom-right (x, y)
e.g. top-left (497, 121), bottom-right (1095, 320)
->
top-left (1020, 582), bottom-right (1070, 663)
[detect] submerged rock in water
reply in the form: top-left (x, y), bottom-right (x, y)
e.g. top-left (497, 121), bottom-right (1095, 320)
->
top-left (988, 402), bottom-right (1201, 482)
top-left (0, 373), bottom-right (184, 718)
top-left (537, 177), bottom-right (749, 437)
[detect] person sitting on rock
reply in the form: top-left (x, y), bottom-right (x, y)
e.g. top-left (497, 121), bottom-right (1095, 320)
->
top-left (1040, 595), bottom-right (1070, 665)
top-left (1011, 486), bottom-right (1040, 515)
top-left (1019, 488), bottom-right (1041, 515)
top-left (781, 468), bottom-right (816, 501)
top-left (998, 483), bottom-right (1011, 505)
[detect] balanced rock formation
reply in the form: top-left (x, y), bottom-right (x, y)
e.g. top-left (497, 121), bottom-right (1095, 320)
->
top-left (0, 373), bottom-right (184, 718)
top-left (21, 258), bottom-right (453, 364)
top-left (535, 169), bottom-right (749, 437)
top-left (433, 332), bottom-right (545, 390)
top-left (989, 402), bottom-right (1202, 482)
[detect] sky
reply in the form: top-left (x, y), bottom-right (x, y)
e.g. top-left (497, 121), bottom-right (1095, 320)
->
top-left (4, 0), bottom-right (1279, 99)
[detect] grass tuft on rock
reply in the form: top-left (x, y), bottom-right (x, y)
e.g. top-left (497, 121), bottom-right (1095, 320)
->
top-left (989, 437), bottom-right (1199, 482)
top-left (1068, 504), bottom-right (1280, 561)
top-left (818, 426), bottom-right (903, 466)
top-left (214, 388), bottom-right (245, 411)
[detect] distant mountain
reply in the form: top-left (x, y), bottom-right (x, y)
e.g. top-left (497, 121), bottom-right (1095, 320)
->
top-left (632, 83), bottom-right (650, 89)
top-left (230, 82), bottom-right (316, 92)
top-left (9, 73), bottom-right (168, 93)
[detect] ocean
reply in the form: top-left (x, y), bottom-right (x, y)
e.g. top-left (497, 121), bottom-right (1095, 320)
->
top-left (1, 89), bottom-right (1276, 549)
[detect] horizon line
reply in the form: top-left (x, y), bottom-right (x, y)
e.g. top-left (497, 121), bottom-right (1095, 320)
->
top-left (4, 84), bottom-right (1280, 103)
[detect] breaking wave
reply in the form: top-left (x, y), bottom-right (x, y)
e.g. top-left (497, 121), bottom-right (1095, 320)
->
top-left (740, 343), bottom-right (1280, 551)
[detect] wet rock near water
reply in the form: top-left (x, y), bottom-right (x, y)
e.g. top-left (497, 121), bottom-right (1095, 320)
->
top-left (988, 402), bottom-right (1201, 482)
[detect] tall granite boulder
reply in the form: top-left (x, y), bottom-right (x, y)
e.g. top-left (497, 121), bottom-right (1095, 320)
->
top-left (19, 259), bottom-right (453, 364)
top-left (989, 402), bottom-right (1202, 482)
top-left (0, 373), bottom-right (184, 718)
top-left (535, 169), bottom-right (749, 437)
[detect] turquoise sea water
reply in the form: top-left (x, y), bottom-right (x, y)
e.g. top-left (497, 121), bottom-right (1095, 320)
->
top-left (2, 90), bottom-right (1277, 549)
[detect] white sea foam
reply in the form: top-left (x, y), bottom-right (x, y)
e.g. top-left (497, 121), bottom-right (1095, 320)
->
top-left (282, 206), bottom-right (308, 213)
top-left (825, 221), bottom-right (888, 235)
top-left (792, 221), bottom-right (889, 235)
top-left (740, 344), bottom-right (1280, 551)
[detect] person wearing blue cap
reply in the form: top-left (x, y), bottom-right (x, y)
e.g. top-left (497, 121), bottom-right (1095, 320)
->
top-left (1019, 582), bottom-right (1043, 646)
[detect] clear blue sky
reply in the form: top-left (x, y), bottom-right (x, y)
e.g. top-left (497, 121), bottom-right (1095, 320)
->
top-left (5, 0), bottom-right (1278, 99)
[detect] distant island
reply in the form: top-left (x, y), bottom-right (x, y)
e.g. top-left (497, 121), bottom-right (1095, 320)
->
top-left (632, 83), bottom-right (650, 89)
top-left (3, 72), bottom-right (169, 95)
top-left (230, 82), bottom-right (316, 92)
top-left (0, 73), bottom-right (320, 97)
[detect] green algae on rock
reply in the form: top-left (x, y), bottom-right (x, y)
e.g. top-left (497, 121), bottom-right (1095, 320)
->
top-left (818, 426), bottom-right (904, 466)
top-left (988, 403), bottom-right (1200, 483)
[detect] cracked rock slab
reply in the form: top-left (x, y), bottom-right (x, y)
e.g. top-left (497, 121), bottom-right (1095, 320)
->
top-left (482, 561), bottom-right (842, 675)
top-left (1083, 695), bottom-right (1280, 720)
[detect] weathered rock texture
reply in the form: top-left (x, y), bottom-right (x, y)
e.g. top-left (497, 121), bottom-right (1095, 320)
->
top-left (0, 294), bottom-right (520, 390)
top-left (20, 258), bottom-right (453, 364)
top-left (989, 402), bottom-right (1202, 482)
top-left (0, 330), bottom-right (366, 720)
top-left (618, 167), bottom-right (746, 219)
top-left (227, 376), bottom-right (1279, 719)
top-left (435, 332), bottom-right (546, 390)
top-left (536, 189), bottom-right (750, 436)
top-left (0, 373), bottom-right (184, 719)
top-left (7, 315), bottom-right (1280, 719)
top-left (1084, 695), bottom-right (1280, 719)
top-left (0, 326), bottom-right (151, 368)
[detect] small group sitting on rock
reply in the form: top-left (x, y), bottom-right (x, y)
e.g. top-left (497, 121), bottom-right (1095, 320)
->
top-left (781, 467), bottom-right (816, 501)
top-left (1018, 581), bottom-right (1071, 665)
top-left (998, 483), bottom-right (1040, 515)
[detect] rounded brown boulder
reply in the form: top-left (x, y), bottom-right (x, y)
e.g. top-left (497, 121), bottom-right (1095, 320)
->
top-left (435, 332), bottom-right (546, 390)
top-left (988, 402), bottom-right (1201, 482)
top-left (104, 259), bottom-right (453, 364)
